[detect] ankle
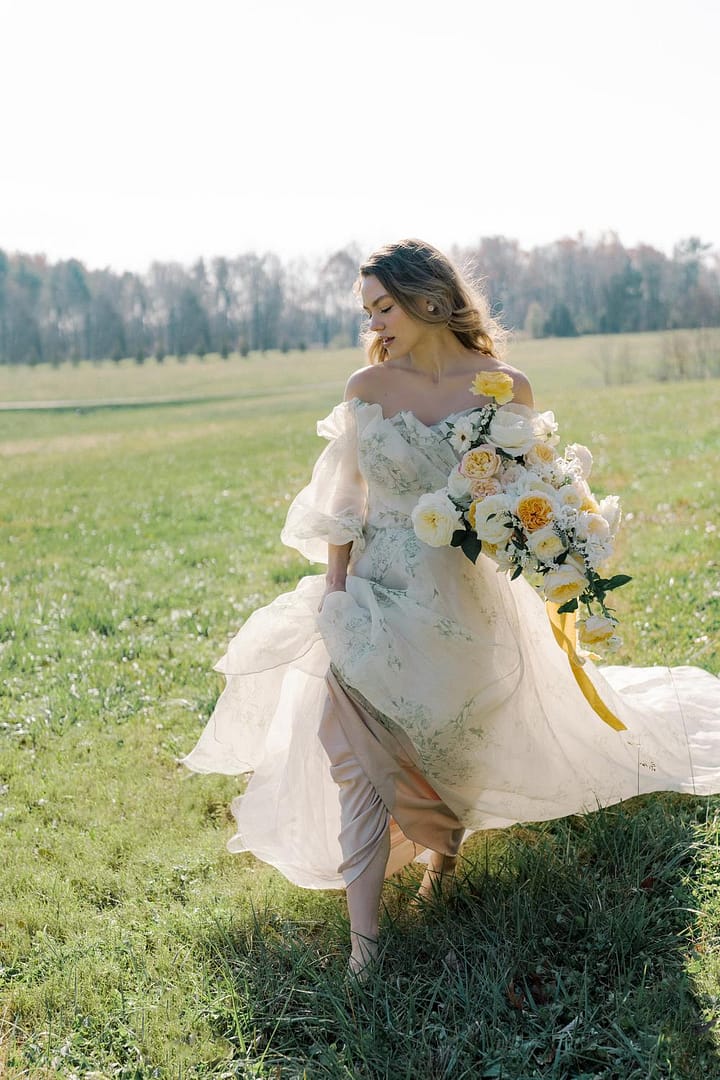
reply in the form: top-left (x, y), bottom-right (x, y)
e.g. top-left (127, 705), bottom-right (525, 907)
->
top-left (428, 853), bottom-right (457, 875)
top-left (350, 930), bottom-right (378, 956)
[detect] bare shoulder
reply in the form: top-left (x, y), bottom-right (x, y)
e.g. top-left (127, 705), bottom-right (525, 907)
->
top-left (344, 364), bottom-right (388, 404)
top-left (499, 361), bottom-right (534, 408)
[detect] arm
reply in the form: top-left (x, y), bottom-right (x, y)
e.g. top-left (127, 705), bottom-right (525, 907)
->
top-left (508, 367), bottom-right (534, 408)
top-left (318, 541), bottom-right (353, 611)
top-left (316, 376), bottom-right (369, 612)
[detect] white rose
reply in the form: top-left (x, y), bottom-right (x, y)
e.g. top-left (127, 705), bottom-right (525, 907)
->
top-left (472, 493), bottom-right (513, 544)
top-left (543, 563), bottom-right (588, 605)
top-left (488, 403), bottom-right (538, 457)
top-left (598, 494), bottom-right (622, 535)
top-left (526, 525), bottom-right (566, 562)
top-left (411, 491), bottom-right (462, 547)
top-left (565, 442), bottom-right (593, 479)
top-left (447, 465), bottom-right (473, 501)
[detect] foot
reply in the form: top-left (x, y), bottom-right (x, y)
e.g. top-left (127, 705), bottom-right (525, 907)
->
top-left (347, 934), bottom-right (379, 985)
top-left (414, 853), bottom-right (458, 904)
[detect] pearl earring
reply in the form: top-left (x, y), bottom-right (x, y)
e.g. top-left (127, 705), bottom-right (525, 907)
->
top-left (427, 304), bottom-right (435, 313)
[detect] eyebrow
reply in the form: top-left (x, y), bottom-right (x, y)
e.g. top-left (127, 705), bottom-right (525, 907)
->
top-left (362, 293), bottom-right (391, 313)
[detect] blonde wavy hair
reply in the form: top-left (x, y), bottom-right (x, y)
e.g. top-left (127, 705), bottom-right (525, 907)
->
top-left (356, 238), bottom-right (506, 365)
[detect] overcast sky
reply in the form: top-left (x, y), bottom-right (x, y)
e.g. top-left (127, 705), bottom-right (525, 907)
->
top-left (2, 0), bottom-right (718, 272)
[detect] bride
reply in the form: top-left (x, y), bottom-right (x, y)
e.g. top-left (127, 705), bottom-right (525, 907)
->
top-left (182, 238), bottom-right (720, 980)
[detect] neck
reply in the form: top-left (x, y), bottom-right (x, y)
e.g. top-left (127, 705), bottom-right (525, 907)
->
top-left (405, 328), bottom-right (467, 381)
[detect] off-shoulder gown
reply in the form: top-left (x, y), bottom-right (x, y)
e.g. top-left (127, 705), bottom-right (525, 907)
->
top-left (181, 399), bottom-right (720, 889)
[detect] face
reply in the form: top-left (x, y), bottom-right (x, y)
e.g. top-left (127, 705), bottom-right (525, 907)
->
top-left (360, 274), bottom-right (427, 359)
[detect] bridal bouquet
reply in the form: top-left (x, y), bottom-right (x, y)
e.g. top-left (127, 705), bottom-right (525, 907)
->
top-left (411, 371), bottom-right (631, 651)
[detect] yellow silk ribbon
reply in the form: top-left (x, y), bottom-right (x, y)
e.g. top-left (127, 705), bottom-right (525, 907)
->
top-left (546, 603), bottom-right (627, 732)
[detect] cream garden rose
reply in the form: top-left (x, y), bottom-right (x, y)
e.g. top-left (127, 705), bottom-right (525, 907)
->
top-left (411, 492), bottom-right (461, 547)
top-left (576, 511), bottom-right (611, 542)
top-left (470, 477), bottom-right (502, 500)
top-left (515, 492), bottom-right (555, 532)
top-left (544, 564), bottom-right (588, 605)
top-left (471, 370), bottom-right (514, 404)
top-left (525, 442), bottom-right (558, 469)
top-left (460, 444), bottom-right (500, 481)
top-left (556, 479), bottom-right (590, 510)
top-left (577, 615), bottom-right (617, 647)
top-left (526, 525), bottom-right (565, 562)
top-left (471, 493), bottom-right (513, 544)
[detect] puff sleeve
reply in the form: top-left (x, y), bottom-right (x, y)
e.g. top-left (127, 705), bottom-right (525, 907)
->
top-left (280, 400), bottom-right (367, 564)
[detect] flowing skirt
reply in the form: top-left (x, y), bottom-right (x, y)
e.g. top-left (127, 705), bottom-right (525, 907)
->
top-left (181, 567), bottom-right (720, 890)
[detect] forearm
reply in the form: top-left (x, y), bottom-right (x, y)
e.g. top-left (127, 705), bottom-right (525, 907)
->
top-left (327, 542), bottom-right (352, 587)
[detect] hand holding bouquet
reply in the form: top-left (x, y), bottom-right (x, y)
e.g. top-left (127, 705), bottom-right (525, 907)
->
top-left (411, 372), bottom-right (631, 652)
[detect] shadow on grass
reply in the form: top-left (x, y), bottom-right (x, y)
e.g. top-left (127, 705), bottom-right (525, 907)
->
top-left (197, 795), bottom-right (720, 1079)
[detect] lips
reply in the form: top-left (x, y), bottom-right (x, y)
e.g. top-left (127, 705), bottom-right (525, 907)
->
top-left (381, 337), bottom-right (395, 347)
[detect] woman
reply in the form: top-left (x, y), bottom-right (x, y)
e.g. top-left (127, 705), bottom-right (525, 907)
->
top-left (182, 239), bottom-right (720, 980)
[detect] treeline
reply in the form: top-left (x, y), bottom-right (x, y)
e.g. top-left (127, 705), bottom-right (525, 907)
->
top-left (0, 234), bottom-right (718, 366)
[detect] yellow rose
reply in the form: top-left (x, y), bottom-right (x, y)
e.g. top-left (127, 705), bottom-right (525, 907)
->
top-left (470, 370), bottom-right (514, 404)
top-left (516, 493), bottom-right (555, 533)
top-left (580, 494), bottom-right (600, 514)
top-left (460, 444), bottom-right (500, 481)
top-left (544, 564), bottom-right (587, 604)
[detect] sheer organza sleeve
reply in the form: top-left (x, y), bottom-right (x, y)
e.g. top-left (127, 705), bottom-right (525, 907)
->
top-left (280, 400), bottom-right (367, 564)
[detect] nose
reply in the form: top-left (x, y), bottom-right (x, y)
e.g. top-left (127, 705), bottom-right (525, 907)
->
top-left (369, 312), bottom-right (384, 332)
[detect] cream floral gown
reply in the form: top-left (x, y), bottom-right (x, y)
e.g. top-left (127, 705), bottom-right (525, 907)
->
top-left (182, 399), bottom-right (720, 888)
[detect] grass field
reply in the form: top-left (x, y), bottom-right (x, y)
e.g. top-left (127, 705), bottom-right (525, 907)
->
top-left (1, 336), bottom-right (719, 1078)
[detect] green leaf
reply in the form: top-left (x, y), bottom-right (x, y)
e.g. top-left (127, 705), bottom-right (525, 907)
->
top-left (450, 529), bottom-right (466, 548)
top-left (461, 534), bottom-right (483, 564)
top-left (510, 564), bottom-right (523, 580)
top-left (557, 598), bottom-right (579, 614)
top-left (603, 574), bottom-right (632, 591)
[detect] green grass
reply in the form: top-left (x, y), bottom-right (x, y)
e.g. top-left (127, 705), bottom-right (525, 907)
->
top-left (1, 342), bottom-right (719, 1077)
